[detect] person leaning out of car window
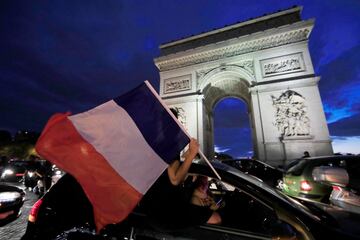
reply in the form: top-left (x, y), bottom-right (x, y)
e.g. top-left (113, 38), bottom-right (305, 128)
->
top-left (144, 108), bottom-right (202, 230)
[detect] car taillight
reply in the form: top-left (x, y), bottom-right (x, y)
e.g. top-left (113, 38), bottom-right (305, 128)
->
top-left (332, 186), bottom-right (342, 191)
top-left (28, 199), bottom-right (43, 223)
top-left (300, 180), bottom-right (312, 191)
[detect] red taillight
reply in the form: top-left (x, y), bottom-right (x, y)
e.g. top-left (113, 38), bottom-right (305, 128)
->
top-left (300, 180), bottom-right (312, 191)
top-left (28, 199), bottom-right (43, 223)
top-left (332, 186), bottom-right (342, 191)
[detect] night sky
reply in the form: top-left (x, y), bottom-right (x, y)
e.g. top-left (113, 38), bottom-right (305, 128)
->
top-left (1, 0), bottom-right (359, 157)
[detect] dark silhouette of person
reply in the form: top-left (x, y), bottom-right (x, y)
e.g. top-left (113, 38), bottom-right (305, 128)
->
top-left (302, 151), bottom-right (310, 158)
top-left (144, 108), bottom-right (200, 230)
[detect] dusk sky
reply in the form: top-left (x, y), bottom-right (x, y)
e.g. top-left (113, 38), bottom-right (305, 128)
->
top-left (1, 0), bottom-right (359, 158)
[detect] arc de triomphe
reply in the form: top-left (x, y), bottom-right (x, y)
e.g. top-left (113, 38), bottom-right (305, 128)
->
top-left (154, 6), bottom-right (333, 166)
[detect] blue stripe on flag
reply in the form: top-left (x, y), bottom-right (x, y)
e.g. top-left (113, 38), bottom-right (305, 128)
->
top-left (114, 83), bottom-right (190, 164)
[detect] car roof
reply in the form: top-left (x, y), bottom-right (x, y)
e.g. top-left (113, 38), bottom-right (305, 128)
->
top-left (297, 155), bottom-right (359, 165)
top-left (232, 158), bottom-right (278, 169)
top-left (190, 160), bottom-right (282, 197)
top-left (0, 183), bottom-right (24, 192)
top-left (300, 155), bottom-right (358, 160)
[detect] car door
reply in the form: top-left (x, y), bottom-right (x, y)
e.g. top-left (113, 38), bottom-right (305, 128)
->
top-left (128, 170), bottom-right (303, 240)
top-left (175, 174), bottom-right (299, 240)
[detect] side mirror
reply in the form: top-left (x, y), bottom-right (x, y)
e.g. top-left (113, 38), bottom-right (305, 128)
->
top-left (312, 166), bottom-right (349, 187)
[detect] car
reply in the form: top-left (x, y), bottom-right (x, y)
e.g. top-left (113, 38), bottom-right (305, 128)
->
top-left (312, 166), bottom-right (360, 214)
top-left (22, 161), bottom-right (360, 240)
top-left (0, 160), bottom-right (31, 182)
top-left (282, 155), bottom-right (360, 202)
top-left (0, 182), bottom-right (26, 226)
top-left (221, 158), bottom-right (284, 187)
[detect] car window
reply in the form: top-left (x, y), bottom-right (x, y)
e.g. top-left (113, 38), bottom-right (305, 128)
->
top-left (309, 159), bottom-right (348, 173)
top-left (345, 158), bottom-right (360, 191)
top-left (203, 176), bottom-right (300, 239)
top-left (318, 159), bottom-right (344, 168)
top-left (6, 161), bottom-right (29, 171)
top-left (339, 160), bottom-right (347, 167)
top-left (287, 159), bottom-right (307, 176)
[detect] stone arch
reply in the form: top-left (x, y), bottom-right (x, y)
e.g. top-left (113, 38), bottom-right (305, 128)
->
top-left (198, 65), bottom-right (253, 112)
top-left (155, 7), bottom-right (333, 164)
top-left (211, 96), bottom-right (252, 158)
top-left (198, 67), bottom-right (255, 159)
top-left (202, 77), bottom-right (251, 110)
top-left (198, 65), bottom-right (255, 93)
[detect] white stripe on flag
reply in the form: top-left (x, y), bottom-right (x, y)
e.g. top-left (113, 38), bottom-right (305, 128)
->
top-left (69, 100), bottom-right (168, 194)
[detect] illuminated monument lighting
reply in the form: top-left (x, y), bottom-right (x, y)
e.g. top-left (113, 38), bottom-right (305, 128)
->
top-left (154, 6), bottom-right (333, 166)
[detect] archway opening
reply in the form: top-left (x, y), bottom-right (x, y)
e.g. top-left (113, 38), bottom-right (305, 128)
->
top-left (213, 97), bottom-right (252, 160)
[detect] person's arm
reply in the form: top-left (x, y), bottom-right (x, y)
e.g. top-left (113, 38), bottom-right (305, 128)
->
top-left (167, 138), bottom-right (199, 186)
top-left (35, 171), bottom-right (43, 178)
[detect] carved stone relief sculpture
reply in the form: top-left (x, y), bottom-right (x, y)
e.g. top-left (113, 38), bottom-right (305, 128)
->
top-left (173, 107), bottom-right (187, 130)
top-left (196, 62), bottom-right (254, 88)
top-left (271, 90), bottom-right (310, 137)
top-left (264, 58), bottom-right (301, 75)
top-left (164, 76), bottom-right (191, 94)
top-left (261, 53), bottom-right (305, 77)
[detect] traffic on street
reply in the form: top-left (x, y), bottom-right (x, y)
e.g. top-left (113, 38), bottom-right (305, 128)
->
top-left (0, 184), bottom-right (37, 240)
top-left (0, 156), bottom-right (358, 240)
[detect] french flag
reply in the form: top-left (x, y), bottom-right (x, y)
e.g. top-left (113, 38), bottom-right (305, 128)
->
top-left (35, 81), bottom-right (190, 231)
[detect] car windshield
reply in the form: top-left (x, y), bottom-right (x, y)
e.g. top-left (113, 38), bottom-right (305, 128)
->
top-left (6, 161), bottom-right (29, 170)
top-left (286, 159), bottom-right (308, 176)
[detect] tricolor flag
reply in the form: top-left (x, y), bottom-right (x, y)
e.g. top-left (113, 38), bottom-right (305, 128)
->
top-left (35, 81), bottom-right (189, 231)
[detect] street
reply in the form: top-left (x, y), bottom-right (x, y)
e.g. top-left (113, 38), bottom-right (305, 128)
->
top-left (0, 186), bottom-right (38, 240)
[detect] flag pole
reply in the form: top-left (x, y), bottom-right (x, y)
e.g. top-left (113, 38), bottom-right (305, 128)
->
top-left (145, 80), bottom-right (222, 180)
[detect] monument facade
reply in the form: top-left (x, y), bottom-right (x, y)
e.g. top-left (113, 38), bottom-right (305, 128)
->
top-left (154, 6), bottom-right (333, 166)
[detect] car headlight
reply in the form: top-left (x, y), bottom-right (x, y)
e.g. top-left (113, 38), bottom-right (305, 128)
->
top-left (55, 170), bottom-right (62, 175)
top-left (0, 192), bottom-right (21, 203)
top-left (2, 169), bottom-right (14, 177)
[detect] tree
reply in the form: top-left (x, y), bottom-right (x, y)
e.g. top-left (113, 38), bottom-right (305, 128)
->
top-left (14, 130), bottom-right (40, 144)
top-left (0, 130), bottom-right (12, 145)
top-left (0, 142), bottom-right (37, 160)
top-left (0, 130), bottom-right (40, 159)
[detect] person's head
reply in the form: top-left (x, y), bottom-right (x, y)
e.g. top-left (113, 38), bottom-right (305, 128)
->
top-left (194, 175), bottom-right (209, 192)
top-left (303, 151), bottom-right (310, 157)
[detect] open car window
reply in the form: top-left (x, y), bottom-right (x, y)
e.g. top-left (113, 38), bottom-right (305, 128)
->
top-left (189, 174), bottom-right (301, 239)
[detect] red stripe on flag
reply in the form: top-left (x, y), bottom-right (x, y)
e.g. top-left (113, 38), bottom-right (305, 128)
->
top-left (35, 113), bottom-right (142, 231)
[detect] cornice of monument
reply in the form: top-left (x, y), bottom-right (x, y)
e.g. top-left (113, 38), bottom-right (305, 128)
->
top-left (154, 20), bottom-right (314, 72)
top-left (160, 6), bottom-right (303, 49)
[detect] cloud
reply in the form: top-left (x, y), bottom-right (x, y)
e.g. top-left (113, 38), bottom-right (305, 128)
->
top-left (331, 136), bottom-right (360, 154)
top-left (0, 0), bottom-right (359, 158)
top-left (214, 127), bottom-right (253, 158)
top-left (328, 113), bottom-right (360, 136)
top-left (214, 146), bottom-right (232, 153)
top-left (319, 45), bottom-right (360, 124)
top-left (306, 0), bottom-right (360, 70)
